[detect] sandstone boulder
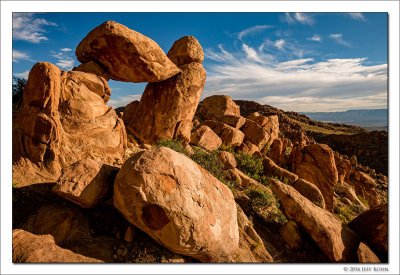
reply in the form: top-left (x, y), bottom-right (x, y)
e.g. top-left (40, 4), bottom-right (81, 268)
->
top-left (167, 36), bottom-right (204, 66)
top-left (126, 62), bottom-right (206, 144)
top-left (173, 119), bottom-right (193, 145)
top-left (72, 60), bottom-right (110, 81)
top-left (348, 204), bottom-right (388, 262)
top-left (238, 141), bottom-right (259, 155)
top-left (76, 21), bottom-right (180, 83)
top-left (220, 115), bottom-right (246, 129)
top-left (121, 100), bottom-right (139, 127)
top-left (202, 120), bottom-right (244, 147)
top-left (266, 138), bottom-right (285, 166)
top-left (23, 205), bottom-right (90, 245)
top-left (190, 125), bottom-right (222, 151)
top-left (198, 95), bottom-right (241, 121)
top-left (113, 147), bottom-right (239, 262)
top-left (12, 229), bottom-right (102, 263)
top-left (357, 242), bottom-right (381, 263)
top-left (13, 62), bottom-right (127, 181)
top-left (280, 220), bottom-right (303, 250)
top-left (293, 178), bottom-right (325, 209)
top-left (291, 143), bottom-right (338, 212)
top-left (334, 152), bottom-right (352, 184)
top-left (261, 154), bottom-right (298, 184)
top-left (351, 171), bottom-right (380, 207)
top-left (335, 183), bottom-right (366, 210)
top-left (217, 151), bottom-right (237, 170)
top-left (247, 113), bottom-right (279, 144)
top-left (241, 119), bottom-right (269, 150)
top-left (53, 158), bottom-right (119, 208)
top-left (270, 179), bottom-right (360, 262)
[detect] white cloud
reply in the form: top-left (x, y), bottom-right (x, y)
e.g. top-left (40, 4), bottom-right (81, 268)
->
top-left (202, 45), bottom-right (387, 112)
top-left (282, 13), bottom-right (314, 25)
top-left (347, 13), bottom-right (365, 21)
top-left (13, 13), bottom-right (57, 43)
top-left (329, 33), bottom-right (351, 47)
top-left (60, 48), bottom-right (73, 52)
top-left (242, 44), bottom-right (262, 63)
top-left (237, 25), bottom-right (271, 40)
top-left (14, 70), bottom-right (30, 79)
top-left (307, 34), bottom-right (321, 42)
top-left (274, 39), bottom-right (285, 49)
top-left (107, 94), bottom-right (142, 108)
top-left (51, 49), bottom-right (75, 70)
top-left (12, 50), bottom-right (31, 62)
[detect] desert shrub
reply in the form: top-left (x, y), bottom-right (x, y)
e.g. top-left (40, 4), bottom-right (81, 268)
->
top-left (244, 186), bottom-right (275, 210)
top-left (156, 138), bottom-right (188, 155)
top-left (357, 195), bottom-right (370, 209)
top-left (334, 205), bottom-right (354, 224)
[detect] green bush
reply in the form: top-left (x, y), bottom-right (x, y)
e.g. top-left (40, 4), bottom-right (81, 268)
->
top-left (156, 139), bottom-right (188, 155)
top-left (244, 186), bottom-right (275, 210)
top-left (357, 195), bottom-right (370, 209)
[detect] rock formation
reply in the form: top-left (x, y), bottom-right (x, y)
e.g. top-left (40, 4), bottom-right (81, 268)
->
top-left (113, 147), bottom-right (239, 262)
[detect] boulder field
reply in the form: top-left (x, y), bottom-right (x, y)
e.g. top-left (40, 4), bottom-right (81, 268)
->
top-left (11, 20), bottom-right (388, 264)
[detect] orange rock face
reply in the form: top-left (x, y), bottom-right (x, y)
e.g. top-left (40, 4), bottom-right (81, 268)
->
top-left (190, 125), bottom-right (222, 151)
top-left (113, 147), bottom-right (239, 262)
top-left (13, 62), bottom-right (127, 180)
top-left (270, 179), bottom-right (360, 263)
top-left (167, 36), bottom-right (204, 66)
top-left (76, 21), bottom-right (180, 83)
top-left (12, 229), bottom-right (102, 263)
top-left (240, 119), bottom-right (269, 150)
top-left (198, 95), bottom-right (241, 121)
top-left (291, 143), bottom-right (339, 212)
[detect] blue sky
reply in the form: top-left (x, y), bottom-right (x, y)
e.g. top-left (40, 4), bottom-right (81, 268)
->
top-left (12, 12), bottom-right (387, 112)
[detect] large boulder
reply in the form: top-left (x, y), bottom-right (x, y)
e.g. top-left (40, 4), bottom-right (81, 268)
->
top-left (247, 113), bottom-right (279, 144)
top-left (190, 125), bottom-right (222, 151)
top-left (167, 36), bottom-right (204, 66)
top-left (357, 242), bottom-right (381, 263)
top-left (291, 143), bottom-right (338, 212)
top-left (113, 147), bottom-right (239, 262)
top-left (335, 183), bottom-right (367, 210)
top-left (260, 154), bottom-right (298, 184)
top-left (76, 21), bottom-right (180, 83)
top-left (13, 62), bottom-right (127, 182)
top-left (22, 205), bottom-right (90, 245)
top-left (52, 158), bottom-right (119, 208)
top-left (351, 171), bottom-right (381, 207)
top-left (197, 95), bottom-right (241, 121)
top-left (12, 229), bottom-right (102, 263)
top-left (348, 204), bottom-right (388, 262)
top-left (280, 220), bottom-right (303, 250)
top-left (217, 151), bottom-right (237, 170)
top-left (126, 62), bottom-right (206, 144)
top-left (270, 179), bottom-right (360, 262)
top-left (202, 120), bottom-right (244, 147)
top-left (334, 152), bottom-right (352, 184)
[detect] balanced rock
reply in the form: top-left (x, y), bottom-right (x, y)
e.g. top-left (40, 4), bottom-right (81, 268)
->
top-left (270, 179), bottom-right (360, 262)
top-left (126, 62), bottom-right (206, 144)
top-left (113, 147), bottom-right (239, 262)
top-left (190, 125), bottom-right (222, 151)
top-left (293, 178), bottom-right (325, 208)
top-left (13, 62), bottom-right (127, 181)
top-left (12, 229), bottom-right (102, 263)
top-left (76, 21), bottom-right (180, 83)
top-left (241, 119), bottom-right (269, 150)
top-left (291, 143), bottom-right (338, 212)
top-left (23, 205), bottom-right (90, 245)
top-left (198, 95), bottom-right (241, 121)
top-left (53, 158), bottom-right (119, 208)
top-left (348, 204), bottom-right (388, 262)
top-left (167, 36), bottom-right (204, 66)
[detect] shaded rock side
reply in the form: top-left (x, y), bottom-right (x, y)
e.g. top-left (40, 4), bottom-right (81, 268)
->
top-left (291, 143), bottom-right (338, 212)
top-left (13, 62), bottom-right (127, 181)
top-left (126, 62), bottom-right (206, 144)
top-left (113, 147), bottom-right (239, 262)
top-left (348, 204), bottom-right (388, 262)
top-left (269, 179), bottom-right (360, 263)
top-left (12, 229), bottom-right (102, 263)
top-left (53, 158), bottom-right (119, 208)
top-left (293, 178), bottom-right (326, 209)
top-left (76, 21), bottom-right (180, 83)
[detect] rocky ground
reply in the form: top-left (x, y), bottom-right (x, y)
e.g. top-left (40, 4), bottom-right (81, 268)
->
top-left (12, 20), bottom-right (388, 264)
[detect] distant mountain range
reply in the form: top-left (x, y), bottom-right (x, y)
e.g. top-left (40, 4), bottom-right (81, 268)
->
top-left (301, 109), bottom-right (388, 131)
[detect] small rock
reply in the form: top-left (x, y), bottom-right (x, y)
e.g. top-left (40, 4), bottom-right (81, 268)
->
top-left (124, 225), bottom-right (136, 243)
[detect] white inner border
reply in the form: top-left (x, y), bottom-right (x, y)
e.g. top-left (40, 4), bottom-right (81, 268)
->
top-left (1, 1), bottom-right (399, 274)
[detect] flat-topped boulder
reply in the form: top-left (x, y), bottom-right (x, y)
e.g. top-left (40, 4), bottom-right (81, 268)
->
top-left (76, 21), bottom-right (180, 83)
top-left (198, 95), bottom-right (241, 121)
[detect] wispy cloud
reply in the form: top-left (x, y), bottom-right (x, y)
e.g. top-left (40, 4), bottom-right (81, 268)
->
top-left (60, 48), bottom-right (73, 52)
top-left (202, 43), bottom-right (387, 112)
top-left (237, 25), bottom-right (271, 40)
top-left (14, 70), bottom-right (30, 79)
top-left (13, 49), bottom-right (32, 62)
top-left (242, 44), bottom-right (262, 63)
top-left (329, 33), bottom-right (351, 47)
top-left (13, 13), bottom-right (57, 43)
top-left (282, 13), bottom-right (314, 25)
top-left (347, 13), bottom-right (366, 21)
top-left (50, 49), bottom-right (75, 70)
top-left (107, 94), bottom-right (142, 108)
top-left (307, 34), bottom-right (321, 42)
top-left (274, 39), bottom-right (285, 49)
